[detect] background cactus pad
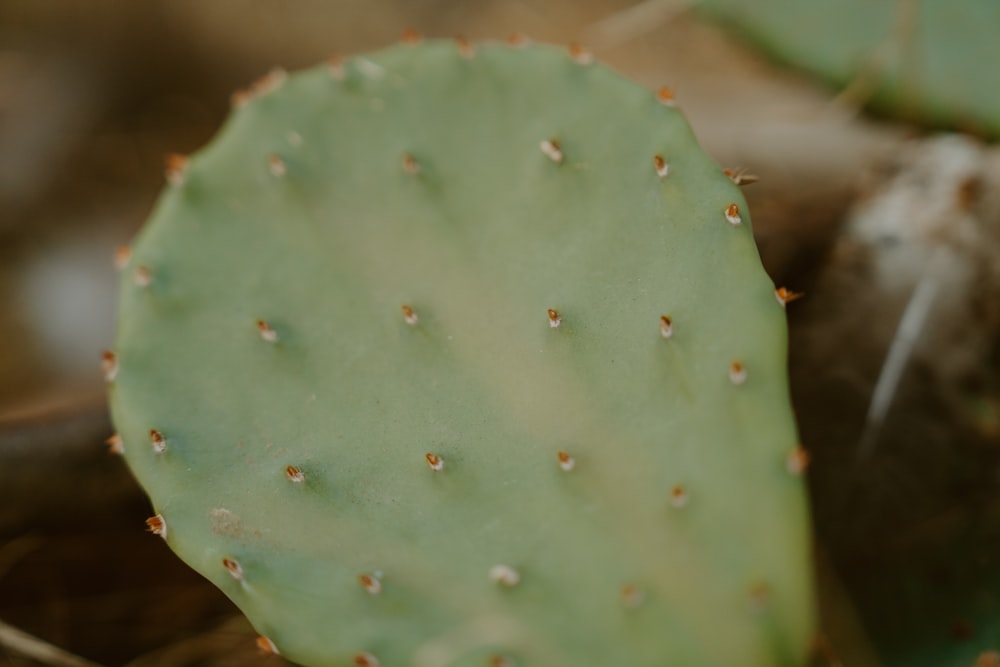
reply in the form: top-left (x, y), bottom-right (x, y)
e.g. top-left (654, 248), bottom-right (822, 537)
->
top-left (697, 0), bottom-right (1000, 138)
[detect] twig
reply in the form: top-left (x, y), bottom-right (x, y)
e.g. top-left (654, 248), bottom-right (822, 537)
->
top-left (584, 0), bottom-right (694, 49)
top-left (0, 619), bottom-right (104, 667)
top-left (857, 246), bottom-right (946, 459)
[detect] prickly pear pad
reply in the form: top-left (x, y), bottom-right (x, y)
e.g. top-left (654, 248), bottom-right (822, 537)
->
top-left (110, 39), bottom-right (813, 667)
top-left (697, 0), bottom-right (1000, 138)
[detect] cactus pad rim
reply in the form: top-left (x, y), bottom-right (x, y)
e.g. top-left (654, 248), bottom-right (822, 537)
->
top-left (108, 36), bottom-right (815, 667)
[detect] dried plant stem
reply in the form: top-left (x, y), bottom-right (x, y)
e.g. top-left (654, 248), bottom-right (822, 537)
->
top-left (857, 247), bottom-right (947, 459)
top-left (584, 0), bottom-right (694, 48)
top-left (0, 619), bottom-right (104, 667)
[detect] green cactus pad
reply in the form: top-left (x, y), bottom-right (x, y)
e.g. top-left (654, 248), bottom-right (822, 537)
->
top-left (857, 530), bottom-right (1000, 667)
top-left (697, 0), bottom-right (1000, 138)
top-left (109, 39), bottom-right (813, 667)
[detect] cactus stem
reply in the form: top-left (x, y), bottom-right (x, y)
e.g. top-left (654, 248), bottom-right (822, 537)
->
top-left (268, 154), bottom-right (287, 178)
top-left (256, 636), bottom-right (280, 655)
top-left (724, 203), bottom-right (742, 225)
top-left (540, 139), bottom-right (564, 164)
top-left (401, 152), bottom-right (421, 175)
top-left (113, 245), bottom-right (131, 270)
top-left (222, 557), bottom-right (244, 580)
top-left (547, 308), bottom-right (562, 328)
top-left (285, 465), bottom-right (305, 483)
top-left (425, 452), bottom-right (445, 472)
top-left (557, 450), bottom-right (576, 471)
top-left (489, 564), bottom-right (521, 587)
top-left (729, 360), bottom-right (747, 385)
top-left (105, 433), bottom-right (124, 455)
top-left (256, 319), bottom-right (279, 343)
top-left (400, 28), bottom-right (423, 45)
top-left (785, 446), bottom-right (810, 475)
top-left (401, 304), bottom-right (419, 325)
top-left (133, 265), bottom-right (153, 288)
top-left (101, 350), bottom-right (119, 382)
top-left (621, 583), bottom-right (644, 608)
top-left (569, 43), bottom-right (594, 65)
top-left (149, 429), bottom-right (167, 454)
top-left (775, 287), bottom-right (803, 306)
top-left (353, 652), bottom-right (380, 667)
top-left (653, 155), bottom-right (669, 178)
top-left (656, 86), bottom-right (676, 107)
top-left (145, 514), bottom-right (167, 538)
top-left (455, 35), bottom-right (475, 59)
top-left (327, 54), bottom-right (346, 81)
top-left (670, 484), bottom-right (689, 508)
top-left (659, 315), bottom-right (674, 339)
top-left (358, 573), bottom-right (382, 595)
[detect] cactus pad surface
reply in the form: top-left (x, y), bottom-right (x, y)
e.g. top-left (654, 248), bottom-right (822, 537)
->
top-left (697, 0), bottom-right (1000, 138)
top-left (109, 39), bottom-right (813, 666)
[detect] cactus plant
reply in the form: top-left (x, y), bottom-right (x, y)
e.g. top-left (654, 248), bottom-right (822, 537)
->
top-left (855, 533), bottom-right (1000, 667)
top-left (696, 0), bottom-right (1000, 138)
top-left (106, 37), bottom-right (814, 666)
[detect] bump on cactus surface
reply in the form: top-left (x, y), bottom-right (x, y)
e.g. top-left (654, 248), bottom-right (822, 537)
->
top-left (696, 0), bottom-right (1000, 138)
top-left (107, 36), bottom-right (814, 666)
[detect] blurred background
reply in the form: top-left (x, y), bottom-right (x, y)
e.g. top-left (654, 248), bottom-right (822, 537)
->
top-left (1, 1), bottom-right (998, 665)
